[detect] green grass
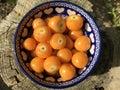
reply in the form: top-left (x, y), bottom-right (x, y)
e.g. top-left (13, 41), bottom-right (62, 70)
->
top-left (108, 2), bottom-right (120, 27)
top-left (98, 0), bottom-right (120, 27)
top-left (98, 0), bottom-right (114, 4)
top-left (7, 0), bottom-right (17, 4)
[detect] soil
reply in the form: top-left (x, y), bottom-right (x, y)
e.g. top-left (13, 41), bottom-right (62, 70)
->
top-left (0, 1), bottom-right (16, 20)
top-left (0, 1), bottom-right (16, 90)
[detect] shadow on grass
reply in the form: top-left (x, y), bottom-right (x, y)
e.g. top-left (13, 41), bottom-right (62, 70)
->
top-left (89, 0), bottom-right (120, 75)
top-left (91, 30), bottom-right (114, 75)
top-left (0, 77), bottom-right (11, 90)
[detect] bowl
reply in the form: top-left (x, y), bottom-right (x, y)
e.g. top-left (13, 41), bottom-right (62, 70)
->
top-left (14, 1), bottom-right (101, 89)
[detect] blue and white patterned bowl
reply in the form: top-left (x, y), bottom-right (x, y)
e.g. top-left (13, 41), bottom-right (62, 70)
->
top-left (14, 1), bottom-right (101, 89)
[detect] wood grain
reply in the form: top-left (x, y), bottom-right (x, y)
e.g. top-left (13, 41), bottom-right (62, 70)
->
top-left (1, 0), bottom-right (120, 90)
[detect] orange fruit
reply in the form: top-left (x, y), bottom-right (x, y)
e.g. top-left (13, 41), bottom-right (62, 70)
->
top-left (35, 43), bottom-right (52, 58)
top-left (33, 26), bottom-right (52, 42)
top-left (72, 52), bottom-right (88, 68)
top-left (23, 37), bottom-right (37, 51)
top-left (59, 63), bottom-right (76, 80)
top-left (74, 36), bottom-right (91, 51)
top-left (48, 15), bottom-right (66, 33)
top-left (30, 57), bottom-right (44, 73)
top-left (44, 56), bottom-right (61, 75)
top-left (32, 18), bottom-right (46, 29)
top-left (57, 48), bottom-right (72, 63)
top-left (44, 18), bottom-right (54, 33)
top-left (50, 33), bottom-right (66, 49)
top-left (65, 35), bottom-right (73, 49)
top-left (66, 15), bottom-right (84, 31)
top-left (68, 30), bottom-right (83, 40)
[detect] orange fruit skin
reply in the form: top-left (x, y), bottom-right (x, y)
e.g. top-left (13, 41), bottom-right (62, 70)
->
top-left (48, 16), bottom-right (66, 33)
top-left (22, 15), bottom-right (91, 81)
top-left (33, 26), bottom-right (52, 42)
top-left (45, 18), bottom-right (54, 33)
top-left (50, 33), bottom-right (66, 49)
top-left (68, 30), bottom-right (83, 40)
top-left (44, 56), bottom-right (61, 75)
top-left (65, 35), bottom-right (74, 49)
top-left (35, 43), bottom-right (52, 58)
top-left (57, 48), bottom-right (72, 63)
top-left (74, 36), bottom-right (91, 52)
top-left (59, 63), bottom-right (76, 80)
top-left (72, 52), bottom-right (88, 68)
top-left (32, 18), bottom-right (46, 29)
top-left (23, 37), bottom-right (37, 51)
top-left (30, 57), bottom-right (44, 73)
top-left (66, 15), bottom-right (84, 31)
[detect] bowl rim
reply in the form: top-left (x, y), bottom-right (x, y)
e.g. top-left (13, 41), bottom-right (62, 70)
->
top-left (14, 0), bottom-right (101, 89)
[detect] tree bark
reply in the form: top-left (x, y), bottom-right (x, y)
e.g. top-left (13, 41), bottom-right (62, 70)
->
top-left (0, 0), bottom-right (120, 90)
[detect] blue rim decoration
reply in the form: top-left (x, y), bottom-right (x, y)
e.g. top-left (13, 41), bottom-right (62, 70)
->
top-left (14, 1), bottom-right (101, 89)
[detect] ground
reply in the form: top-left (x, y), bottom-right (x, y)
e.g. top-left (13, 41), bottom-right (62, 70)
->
top-left (0, 1), bottom-right (16, 20)
top-left (0, 1), bottom-right (16, 90)
top-left (0, 0), bottom-right (120, 90)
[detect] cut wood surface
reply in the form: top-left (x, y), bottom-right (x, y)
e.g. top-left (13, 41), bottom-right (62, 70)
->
top-left (0, 0), bottom-right (120, 90)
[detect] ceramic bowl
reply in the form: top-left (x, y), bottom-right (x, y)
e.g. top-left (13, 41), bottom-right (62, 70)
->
top-left (14, 1), bottom-right (101, 89)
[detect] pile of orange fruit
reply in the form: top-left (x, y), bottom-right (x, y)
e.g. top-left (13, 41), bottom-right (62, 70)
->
top-left (23, 15), bottom-right (91, 81)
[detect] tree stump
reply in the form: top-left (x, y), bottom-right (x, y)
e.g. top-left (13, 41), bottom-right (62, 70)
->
top-left (0, 0), bottom-right (120, 90)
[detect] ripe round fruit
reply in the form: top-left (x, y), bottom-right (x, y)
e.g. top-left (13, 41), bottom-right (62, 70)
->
top-left (35, 43), bottom-right (52, 58)
top-left (23, 37), bottom-right (37, 51)
top-left (30, 57), bottom-right (44, 73)
top-left (59, 63), bottom-right (76, 80)
top-left (66, 15), bottom-right (84, 31)
top-left (44, 56), bottom-right (61, 75)
top-left (32, 18), bottom-right (46, 29)
top-left (65, 35), bottom-right (73, 49)
top-left (74, 36), bottom-right (91, 51)
top-left (48, 15), bottom-right (66, 33)
top-left (57, 48), bottom-right (72, 63)
top-left (72, 52), bottom-right (88, 68)
top-left (68, 30), bottom-right (83, 40)
top-left (50, 33), bottom-right (66, 49)
top-left (33, 26), bottom-right (52, 42)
